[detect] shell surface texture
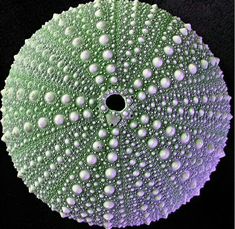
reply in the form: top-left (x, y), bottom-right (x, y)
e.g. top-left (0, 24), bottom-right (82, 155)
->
top-left (1, 0), bottom-right (232, 228)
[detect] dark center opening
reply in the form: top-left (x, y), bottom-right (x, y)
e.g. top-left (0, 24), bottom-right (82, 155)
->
top-left (106, 94), bottom-right (125, 111)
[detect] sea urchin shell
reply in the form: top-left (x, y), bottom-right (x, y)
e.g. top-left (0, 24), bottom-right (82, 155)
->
top-left (1, 0), bottom-right (232, 228)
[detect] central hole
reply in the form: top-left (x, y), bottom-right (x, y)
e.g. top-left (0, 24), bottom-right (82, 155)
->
top-left (106, 94), bottom-right (125, 111)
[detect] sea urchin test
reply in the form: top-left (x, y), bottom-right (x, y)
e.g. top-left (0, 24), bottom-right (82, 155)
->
top-left (1, 0), bottom-right (232, 228)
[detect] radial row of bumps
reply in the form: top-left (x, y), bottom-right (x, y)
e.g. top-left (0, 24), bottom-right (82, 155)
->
top-left (1, 0), bottom-right (232, 228)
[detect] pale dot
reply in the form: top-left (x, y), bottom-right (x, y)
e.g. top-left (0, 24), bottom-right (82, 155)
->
top-left (147, 138), bottom-right (158, 149)
top-left (109, 138), bottom-right (119, 148)
top-left (72, 37), bottom-right (82, 47)
top-left (103, 50), bottom-right (113, 60)
top-left (86, 154), bottom-right (97, 165)
top-left (104, 185), bottom-right (115, 195)
top-left (160, 77), bottom-right (171, 88)
top-left (61, 94), bottom-right (71, 105)
top-left (174, 70), bottom-right (185, 81)
top-left (24, 122), bottom-right (33, 133)
top-left (106, 64), bottom-right (116, 73)
top-left (93, 141), bottom-right (103, 152)
top-left (96, 21), bottom-right (107, 30)
top-left (180, 132), bottom-right (190, 144)
top-left (38, 117), bottom-right (48, 129)
top-left (83, 109), bottom-right (92, 119)
top-left (173, 35), bottom-right (182, 44)
top-left (195, 138), bottom-right (204, 149)
top-left (180, 28), bottom-right (188, 36)
top-left (201, 59), bottom-right (209, 69)
top-left (138, 91), bottom-right (146, 100)
top-left (152, 57), bottom-right (163, 68)
top-left (72, 184), bottom-right (83, 195)
top-left (142, 69), bottom-right (152, 79)
top-left (138, 128), bottom-right (147, 138)
top-left (79, 170), bottom-right (90, 181)
top-left (69, 111), bottom-right (79, 122)
top-left (159, 148), bottom-right (170, 160)
top-left (95, 75), bottom-right (104, 84)
top-left (99, 34), bottom-right (109, 45)
top-left (153, 120), bottom-right (162, 130)
top-left (54, 114), bottom-right (65, 126)
top-left (103, 213), bottom-right (114, 220)
top-left (66, 197), bottom-right (75, 206)
top-left (164, 46), bottom-right (174, 56)
top-left (76, 96), bottom-right (85, 107)
top-left (181, 171), bottom-right (190, 181)
top-left (107, 152), bottom-right (118, 162)
top-left (166, 126), bottom-right (176, 136)
top-left (103, 200), bottom-right (115, 209)
top-left (80, 50), bottom-right (91, 61)
top-left (98, 129), bottom-right (108, 138)
top-left (133, 79), bottom-right (143, 89)
top-left (44, 92), bottom-right (56, 104)
top-left (171, 160), bottom-right (181, 171)
top-left (188, 63), bottom-right (197, 75)
top-left (105, 168), bottom-right (117, 179)
top-left (89, 64), bottom-right (99, 74)
top-left (148, 85), bottom-right (157, 95)
top-left (140, 114), bottom-right (149, 124)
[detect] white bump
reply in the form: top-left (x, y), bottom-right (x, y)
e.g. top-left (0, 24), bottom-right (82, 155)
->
top-left (152, 57), bottom-right (163, 68)
top-left (164, 46), bottom-right (174, 56)
top-left (133, 79), bottom-right (143, 89)
top-left (180, 132), bottom-right (190, 144)
top-left (153, 120), bottom-right (161, 130)
top-left (106, 64), bottom-right (116, 73)
top-left (72, 184), bottom-right (83, 195)
top-left (80, 50), bottom-right (91, 61)
top-left (104, 185), bottom-right (115, 195)
top-left (105, 168), bottom-right (117, 179)
top-left (83, 109), bottom-right (92, 119)
top-left (38, 117), bottom-right (48, 129)
top-left (138, 91), bottom-right (146, 100)
top-left (61, 94), bottom-right (71, 105)
top-left (160, 78), bottom-right (171, 88)
top-left (109, 138), bottom-right (119, 148)
top-left (174, 70), bottom-right (185, 81)
top-left (159, 148), bottom-right (170, 160)
top-left (76, 96), bottom-right (85, 107)
top-left (95, 75), bottom-right (104, 84)
top-left (72, 37), bottom-right (82, 47)
top-left (180, 28), bottom-right (188, 36)
top-left (96, 21), bottom-right (107, 30)
top-left (201, 59), bottom-right (208, 69)
top-left (140, 114), bottom-right (149, 124)
top-left (86, 154), bottom-right (97, 165)
top-left (93, 141), bottom-right (103, 151)
top-left (171, 160), bottom-right (181, 171)
top-left (103, 50), bottom-right (113, 60)
top-left (166, 126), bottom-right (176, 137)
top-left (79, 170), bottom-right (90, 181)
top-left (138, 128), bottom-right (147, 138)
top-left (69, 111), bottom-right (79, 122)
top-left (98, 129), bottom-right (108, 138)
top-left (188, 64), bottom-right (197, 75)
top-left (66, 197), bottom-right (75, 206)
top-left (44, 92), bottom-right (56, 104)
top-left (99, 34), bottom-right (109, 45)
top-left (103, 201), bottom-right (115, 209)
top-left (147, 85), bottom-right (157, 95)
top-left (89, 64), bottom-right (99, 74)
top-left (147, 138), bottom-right (158, 149)
top-left (54, 114), bottom-right (65, 126)
top-left (195, 138), bottom-right (204, 149)
top-left (173, 35), bottom-right (182, 44)
top-left (142, 69), bottom-right (152, 79)
top-left (107, 152), bottom-right (118, 163)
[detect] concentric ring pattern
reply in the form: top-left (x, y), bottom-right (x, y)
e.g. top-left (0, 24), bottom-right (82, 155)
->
top-left (1, 0), bottom-right (232, 228)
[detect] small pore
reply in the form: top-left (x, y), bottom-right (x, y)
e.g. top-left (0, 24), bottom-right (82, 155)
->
top-left (106, 93), bottom-right (125, 111)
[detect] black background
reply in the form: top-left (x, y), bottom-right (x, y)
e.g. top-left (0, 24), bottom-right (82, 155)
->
top-left (0, 0), bottom-right (234, 229)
